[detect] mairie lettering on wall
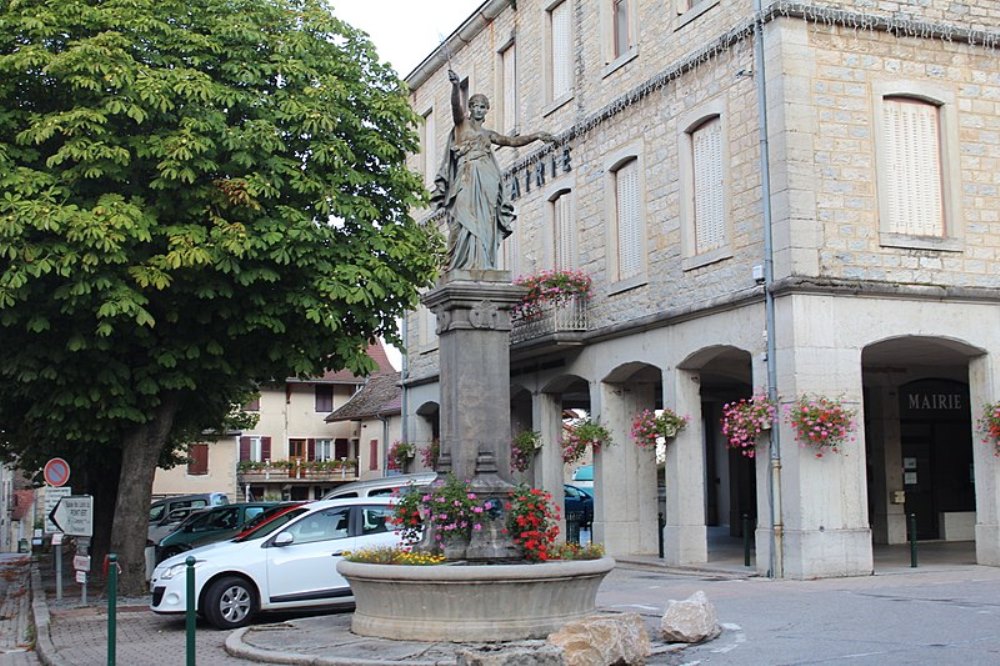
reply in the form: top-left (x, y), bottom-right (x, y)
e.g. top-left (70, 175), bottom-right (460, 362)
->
top-left (907, 393), bottom-right (963, 411)
top-left (508, 147), bottom-right (572, 201)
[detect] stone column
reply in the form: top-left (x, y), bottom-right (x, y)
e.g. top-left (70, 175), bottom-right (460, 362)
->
top-left (421, 270), bottom-right (524, 490)
top-left (662, 368), bottom-right (708, 565)
top-left (534, 391), bottom-right (566, 539)
top-left (593, 382), bottom-right (657, 556)
top-left (970, 355), bottom-right (1000, 565)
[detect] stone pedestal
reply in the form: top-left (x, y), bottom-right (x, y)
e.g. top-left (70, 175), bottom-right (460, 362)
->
top-left (421, 270), bottom-right (527, 558)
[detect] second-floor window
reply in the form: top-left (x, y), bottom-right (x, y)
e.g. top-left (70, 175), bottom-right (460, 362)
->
top-left (421, 108), bottom-right (436, 187)
top-left (552, 190), bottom-right (576, 269)
top-left (499, 42), bottom-right (517, 134)
top-left (881, 97), bottom-right (943, 237)
top-left (614, 158), bottom-right (642, 281)
top-left (187, 444), bottom-right (208, 475)
top-left (692, 116), bottom-right (725, 254)
top-left (240, 436), bottom-right (270, 463)
top-left (315, 385), bottom-right (333, 412)
top-left (315, 438), bottom-right (334, 462)
top-left (613, 0), bottom-right (631, 59)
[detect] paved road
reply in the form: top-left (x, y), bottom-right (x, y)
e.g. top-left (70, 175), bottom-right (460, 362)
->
top-left (12, 545), bottom-right (1000, 664)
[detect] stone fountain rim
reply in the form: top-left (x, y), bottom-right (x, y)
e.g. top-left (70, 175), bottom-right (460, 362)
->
top-left (338, 555), bottom-right (615, 581)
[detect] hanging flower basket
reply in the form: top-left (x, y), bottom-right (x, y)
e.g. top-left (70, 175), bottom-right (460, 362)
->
top-left (977, 402), bottom-right (1000, 456)
top-left (387, 441), bottom-right (415, 471)
top-left (785, 395), bottom-right (856, 457)
top-left (513, 269), bottom-right (592, 320)
top-left (721, 394), bottom-right (776, 458)
top-left (561, 419), bottom-right (612, 464)
top-left (511, 430), bottom-right (542, 473)
top-left (420, 439), bottom-right (440, 469)
top-left (631, 409), bottom-right (688, 449)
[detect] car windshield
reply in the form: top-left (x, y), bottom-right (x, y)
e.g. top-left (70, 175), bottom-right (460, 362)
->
top-left (233, 507), bottom-right (308, 542)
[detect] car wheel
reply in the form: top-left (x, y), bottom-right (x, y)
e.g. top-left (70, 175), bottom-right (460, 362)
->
top-left (203, 576), bottom-right (257, 630)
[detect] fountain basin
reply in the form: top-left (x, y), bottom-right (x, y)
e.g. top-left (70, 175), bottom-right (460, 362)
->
top-left (338, 556), bottom-right (615, 641)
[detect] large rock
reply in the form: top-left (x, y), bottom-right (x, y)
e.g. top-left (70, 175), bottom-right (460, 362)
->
top-left (548, 613), bottom-right (650, 666)
top-left (659, 590), bottom-right (721, 643)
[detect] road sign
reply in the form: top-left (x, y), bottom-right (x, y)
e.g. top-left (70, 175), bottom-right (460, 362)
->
top-left (75, 570), bottom-right (87, 584)
top-left (43, 458), bottom-right (71, 487)
top-left (49, 495), bottom-right (94, 537)
top-left (73, 555), bottom-right (91, 572)
top-left (43, 487), bottom-right (72, 534)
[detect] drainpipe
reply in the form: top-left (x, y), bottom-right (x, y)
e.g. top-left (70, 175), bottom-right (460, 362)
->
top-left (399, 317), bottom-right (410, 478)
top-left (377, 413), bottom-right (389, 477)
top-left (754, 0), bottom-right (783, 579)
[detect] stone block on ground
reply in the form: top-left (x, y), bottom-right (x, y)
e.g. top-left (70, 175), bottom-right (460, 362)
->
top-left (548, 612), bottom-right (650, 666)
top-left (659, 590), bottom-right (721, 643)
top-left (456, 644), bottom-right (565, 665)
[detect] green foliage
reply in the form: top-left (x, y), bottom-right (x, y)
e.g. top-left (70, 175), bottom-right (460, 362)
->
top-left (0, 0), bottom-right (444, 469)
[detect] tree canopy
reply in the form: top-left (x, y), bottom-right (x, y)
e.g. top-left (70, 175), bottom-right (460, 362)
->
top-left (0, 0), bottom-right (442, 591)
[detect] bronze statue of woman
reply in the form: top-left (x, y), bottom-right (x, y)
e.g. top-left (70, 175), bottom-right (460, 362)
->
top-left (432, 69), bottom-right (556, 272)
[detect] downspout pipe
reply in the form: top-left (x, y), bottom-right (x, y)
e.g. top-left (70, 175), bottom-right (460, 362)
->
top-left (754, 0), bottom-right (783, 579)
top-left (399, 319), bottom-right (409, 478)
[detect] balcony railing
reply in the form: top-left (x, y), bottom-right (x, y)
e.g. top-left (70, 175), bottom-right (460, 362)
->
top-left (511, 295), bottom-right (589, 345)
top-left (237, 459), bottom-right (359, 483)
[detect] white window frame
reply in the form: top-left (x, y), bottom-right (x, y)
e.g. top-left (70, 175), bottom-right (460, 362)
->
top-left (604, 141), bottom-right (647, 292)
top-left (544, 0), bottom-right (574, 114)
top-left (679, 100), bottom-right (732, 270)
top-left (602, 0), bottom-right (638, 77)
top-left (249, 436), bottom-right (264, 463)
top-left (872, 80), bottom-right (963, 252)
top-left (496, 38), bottom-right (518, 136)
top-left (315, 438), bottom-right (334, 462)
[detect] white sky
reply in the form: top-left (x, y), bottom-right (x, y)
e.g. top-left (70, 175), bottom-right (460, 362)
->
top-left (330, 0), bottom-right (485, 78)
top-left (328, 2), bottom-right (484, 369)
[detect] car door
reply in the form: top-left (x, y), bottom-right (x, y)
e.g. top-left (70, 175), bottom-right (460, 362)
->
top-left (264, 506), bottom-right (356, 607)
top-left (354, 504), bottom-right (401, 550)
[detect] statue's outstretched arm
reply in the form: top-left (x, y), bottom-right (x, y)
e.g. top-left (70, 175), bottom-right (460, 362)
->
top-left (448, 69), bottom-right (465, 126)
top-left (491, 130), bottom-right (558, 148)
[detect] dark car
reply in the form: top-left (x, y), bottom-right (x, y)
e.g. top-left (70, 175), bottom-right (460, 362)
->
top-left (563, 484), bottom-right (593, 526)
top-left (155, 502), bottom-right (278, 562)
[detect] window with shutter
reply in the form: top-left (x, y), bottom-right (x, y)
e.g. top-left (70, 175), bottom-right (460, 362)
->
top-left (187, 444), bottom-right (209, 476)
top-left (552, 191), bottom-right (575, 270)
top-left (882, 97), bottom-right (944, 237)
top-left (243, 396), bottom-right (260, 412)
top-left (315, 385), bottom-right (333, 412)
top-left (369, 440), bottom-right (379, 471)
top-left (692, 117), bottom-right (725, 253)
top-left (549, 1), bottom-right (572, 100)
top-left (261, 437), bottom-right (271, 462)
top-left (422, 109), bottom-right (435, 187)
top-left (613, 0), bottom-right (630, 59)
top-left (615, 159), bottom-right (641, 281)
top-left (239, 436), bottom-right (251, 462)
top-left (500, 44), bottom-right (517, 134)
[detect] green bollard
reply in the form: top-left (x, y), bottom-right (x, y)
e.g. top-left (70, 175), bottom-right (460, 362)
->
top-left (743, 513), bottom-right (752, 567)
top-left (186, 556), bottom-right (197, 665)
top-left (909, 513), bottom-right (918, 568)
top-left (107, 554), bottom-right (117, 666)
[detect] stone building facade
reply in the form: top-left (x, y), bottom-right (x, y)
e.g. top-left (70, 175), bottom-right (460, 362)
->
top-left (400, 0), bottom-right (1000, 578)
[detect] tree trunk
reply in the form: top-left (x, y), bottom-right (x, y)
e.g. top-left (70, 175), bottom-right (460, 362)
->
top-left (109, 396), bottom-right (178, 596)
top-left (78, 451), bottom-right (121, 573)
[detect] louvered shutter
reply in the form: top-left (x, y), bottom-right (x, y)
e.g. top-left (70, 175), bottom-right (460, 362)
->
top-left (239, 436), bottom-right (250, 462)
top-left (883, 98), bottom-right (944, 236)
top-left (369, 440), bottom-right (379, 471)
top-left (502, 44), bottom-right (517, 134)
top-left (550, 2), bottom-right (571, 98)
top-left (423, 110), bottom-right (435, 187)
top-left (187, 444), bottom-right (208, 475)
top-left (261, 437), bottom-right (271, 461)
top-left (615, 160), bottom-right (641, 280)
top-left (693, 117), bottom-right (725, 253)
top-left (307, 438), bottom-right (316, 461)
top-left (554, 192), bottom-right (575, 269)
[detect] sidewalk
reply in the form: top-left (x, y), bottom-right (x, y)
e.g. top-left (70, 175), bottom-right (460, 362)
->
top-left (19, 538), bottom-right (993, 665)
top-left (0, 554), bottom-right (37, 666)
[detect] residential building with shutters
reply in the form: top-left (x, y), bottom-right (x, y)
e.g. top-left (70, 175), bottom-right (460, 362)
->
top-left (401, 0), bottom-right (1000, 578)
top-left (153, 343), bottom-right (397, 501)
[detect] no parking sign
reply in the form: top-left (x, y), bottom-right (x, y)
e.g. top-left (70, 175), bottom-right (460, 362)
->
top-left (44, 458), bottom-right (71, 487)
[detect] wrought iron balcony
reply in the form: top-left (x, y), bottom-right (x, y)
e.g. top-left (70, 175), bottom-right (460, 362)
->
top-left (510, 295), bottom-right (589, 353)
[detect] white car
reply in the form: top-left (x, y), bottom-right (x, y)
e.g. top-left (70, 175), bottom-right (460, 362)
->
top-left (149, 497), bottom-right (402, 629)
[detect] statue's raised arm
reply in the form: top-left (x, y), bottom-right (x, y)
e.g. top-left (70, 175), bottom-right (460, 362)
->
top-left (431, 69), bottom-right (557, 272)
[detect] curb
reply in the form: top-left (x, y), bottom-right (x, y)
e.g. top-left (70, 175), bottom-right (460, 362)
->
top-left (29, 563), bottom-right (64, 666)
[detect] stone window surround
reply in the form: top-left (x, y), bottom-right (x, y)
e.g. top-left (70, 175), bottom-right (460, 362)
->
top-left (601, 0), bottom-right (639, 79)
top-left (495, 33), bottom-right (519, 136)
top-left (419, 105), bottom-right (435, 189)
top-left (604, 139), bottom-right (648, 294)
top-left (678, 98), bottom-right (733, 271)
top-left (872, 79), bottom-right (964, 253)
top-left (674, 0), bottom-right (720, 30)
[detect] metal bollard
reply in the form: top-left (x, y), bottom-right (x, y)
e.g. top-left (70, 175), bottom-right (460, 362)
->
top-left (658, 512), bottom-right (666, 559)
top-left (107, 554), bottom-right (117, 666)
top-left (909, 513), bottom-right (918, 568)
top-left (186, 556), bottom-right (197, 665)
top-left (743, 513), bottom-right (752, 567)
